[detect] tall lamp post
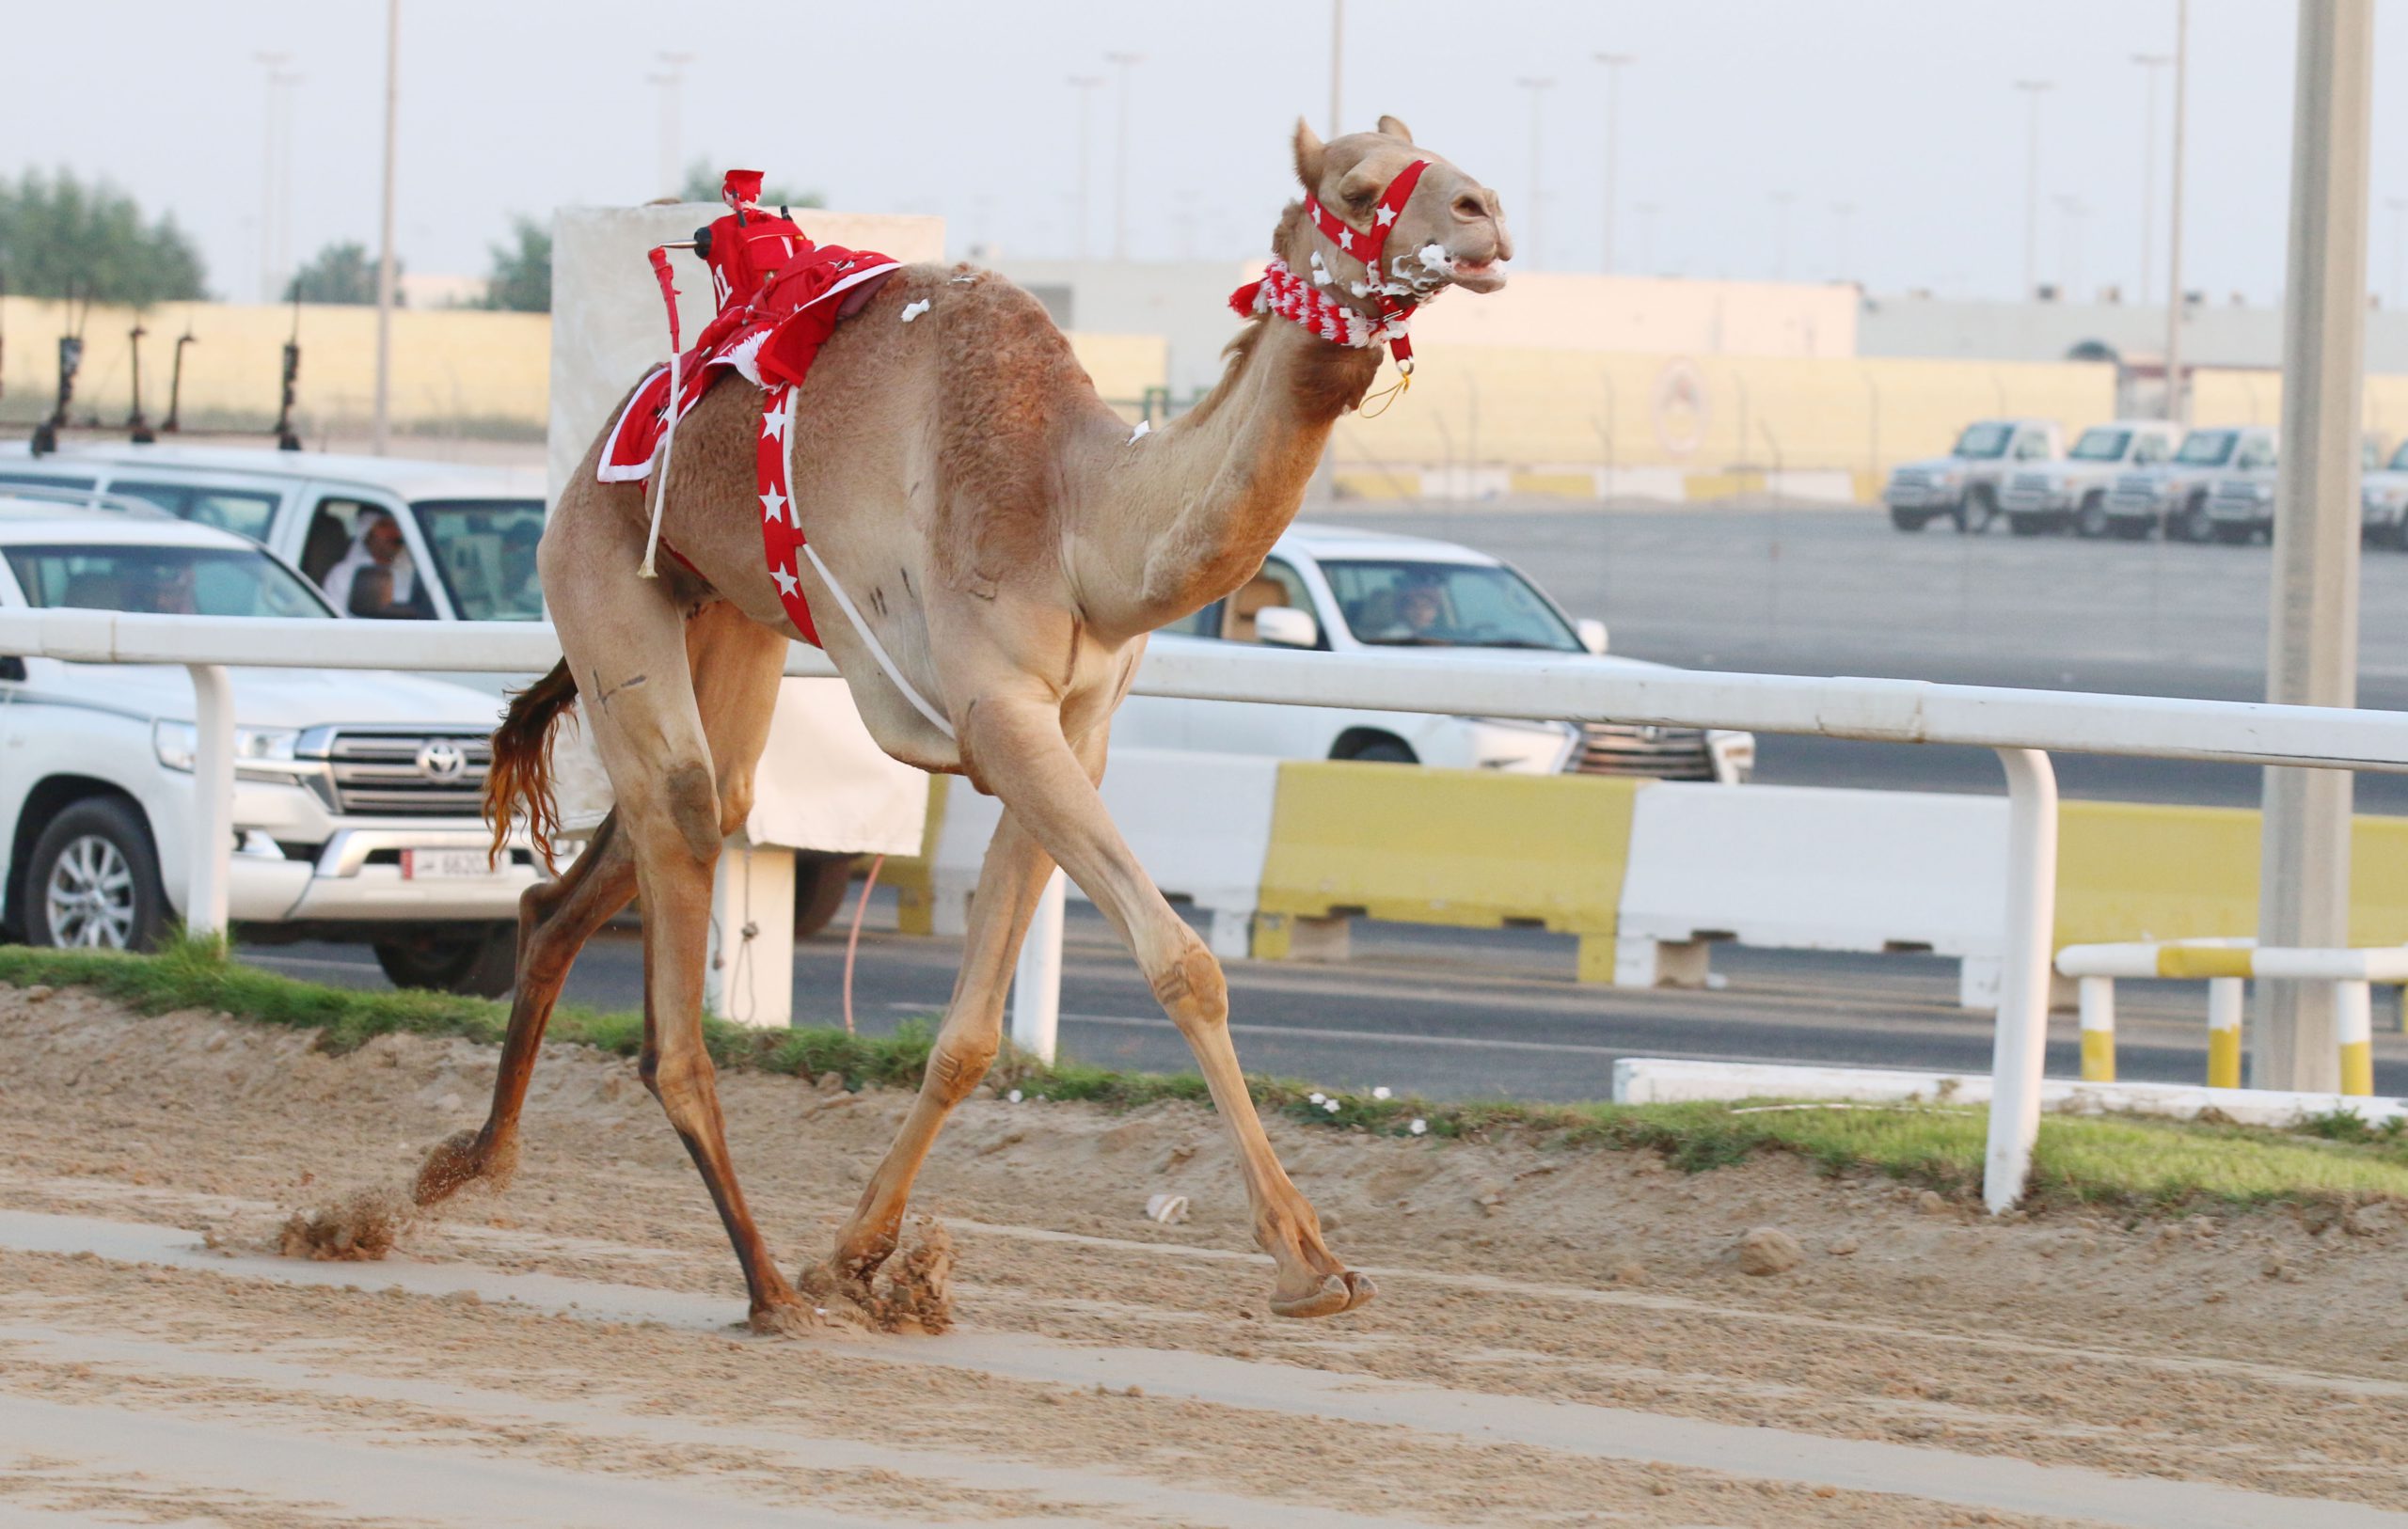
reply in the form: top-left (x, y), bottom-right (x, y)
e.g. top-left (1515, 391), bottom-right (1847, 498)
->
top-left (2256, 0), bottom-right (2376, 1092)
top-left (254, 52), bottom-right (292, 305)
top-left (2132, 53), bottom-right (2171, 304)
top-left (1593, 53), bottom-right (1634, 274)
top-left (1516, 76), bottom-right (1556, 268)
top-left (1106, 52), bottom-right (1144, 260)
top-left (2012, 79), bottom-right (2054, 299)
top-left (1329, 0), bottom-right (1344, 136)
top-left (372, 0), bottom-right (399, 455)
top-left (651, 52), bottom-right (694, 197)
top-left (1068, 74), bottom-right (1103, 260)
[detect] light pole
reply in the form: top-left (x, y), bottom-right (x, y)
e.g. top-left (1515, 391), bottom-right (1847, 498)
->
top-left (1768, 190), bottom-right (1795, 281)
top-left (652, 52), bottom-right (694, 197)
top-left (2013, 79), bottom-right (2054, 299)
top-left (253, 52), bottom-right (291, 304)
top-left (1516, 76), bottom-right (1556, 268)
top-left (2132, 53), bottom-right (2171, 304)
top-left (2166, 2), bottom-right (2189, 420)
top-left (1067, 75), bottom-right (1103, 260)
top-left (2388, 197), bottom-right (2407, 308)
top-left (1106, 52), bottom-right (1143, 260)
top-left (372, 0), bottom-right (399, 455)
top-left (1594, 53), bottom-right (1634, 274)
top-left (1830, 201), bottom-right (1857, 282)
top-left (1634, 201), bottom-right (1661, 274)
top-left (2054, 194), bottom-right (2089, 300)
top-left (1329, 0), bottom-right (1344, 136)
top-left (2258, 0), bottom-right (2375, 1093)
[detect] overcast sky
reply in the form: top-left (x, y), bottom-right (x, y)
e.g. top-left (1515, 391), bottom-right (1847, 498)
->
top-left (9, 1), bottom-right (2406, 307)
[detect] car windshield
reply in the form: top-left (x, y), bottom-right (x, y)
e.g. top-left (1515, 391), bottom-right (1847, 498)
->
top-left (5, 543), bottom-right (334, 617)
top-left (2068, 428), bottom-right (2132, 462)
top-left (1953, 422), bottom-right (2013, 459)
top-left (2176, 430), bottom-right (2237, 466)
top-left (1323, 559), bottom-right (1580, 651)
top-left (411, 497), bottom-right (547, 621)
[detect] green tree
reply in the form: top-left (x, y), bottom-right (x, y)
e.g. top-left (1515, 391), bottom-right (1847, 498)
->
top-left (0, 168), bottom-right (206, 305)
top-left (286, 240), bottom-right (397, 305)
top-left (481, 216), bottom-right (550, 312)
top-left (677, 159), bottom-right (823, 211)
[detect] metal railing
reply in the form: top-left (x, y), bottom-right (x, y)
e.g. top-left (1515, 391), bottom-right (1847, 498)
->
top-left (2056, 938), bottom-right (2395, 1096)
top-left (9, 604), bottom-right (2408, 1213)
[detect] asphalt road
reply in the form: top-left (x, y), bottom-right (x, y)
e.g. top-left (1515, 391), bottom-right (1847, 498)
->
top-left (235, 503), bottom-right (2408, 1102)
top-left (243, 891), bottom-right (2408, 1104)
top-left (1318, 501), bottom-right (2408, 810)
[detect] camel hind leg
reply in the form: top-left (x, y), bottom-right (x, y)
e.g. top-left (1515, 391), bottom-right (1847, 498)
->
top-left (413, 603), bottom-right (786, 1227)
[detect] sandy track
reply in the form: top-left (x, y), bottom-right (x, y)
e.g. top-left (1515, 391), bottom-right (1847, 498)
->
top-left (3, 985), bottom-right (2406, 1526)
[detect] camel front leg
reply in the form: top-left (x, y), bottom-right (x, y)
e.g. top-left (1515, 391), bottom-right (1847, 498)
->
top-left (964, 695), bottom-right (1370, 1318)
top-left (819, 801), bottom-right (1060, 1290)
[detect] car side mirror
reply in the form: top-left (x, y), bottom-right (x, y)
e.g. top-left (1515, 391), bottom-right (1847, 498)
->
top-left (0, 655), bottom-right (24, 683)
top-left (1576, 618), bottom-right (1609, 655)
top-left (1253, 606), bottom-right (1319, 649)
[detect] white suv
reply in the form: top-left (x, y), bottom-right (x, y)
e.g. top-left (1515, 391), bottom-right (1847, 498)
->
top-left (0, 502), bottom-right (535, 992)
top-left (1113, 524), bottom-right (1753, 782)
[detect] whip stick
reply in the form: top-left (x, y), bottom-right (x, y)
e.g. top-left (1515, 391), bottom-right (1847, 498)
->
top-left (638, 244), bottom-right (685, 578)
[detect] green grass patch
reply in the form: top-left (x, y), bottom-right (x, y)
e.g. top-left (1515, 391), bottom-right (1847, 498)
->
top-left (6, 939), bottom-right (2407, 1214)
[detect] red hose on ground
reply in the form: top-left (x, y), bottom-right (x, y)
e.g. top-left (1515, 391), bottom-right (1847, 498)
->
top-left (842, 855), bottom-right (884, 1036)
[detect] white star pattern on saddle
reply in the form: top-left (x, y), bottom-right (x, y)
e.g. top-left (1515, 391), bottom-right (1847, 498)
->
top-left (761, 406), bottom-right (787, 442)
top-left (772, 564), bottom-right (800, 598)
top-left (1375, 205), bottom-right (1396, 227)
top-left (760, 486), bottom-right (788, 523)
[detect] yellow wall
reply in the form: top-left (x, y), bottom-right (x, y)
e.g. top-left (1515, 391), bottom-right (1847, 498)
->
top-left (2, 295), bottom-right (1165, 440)
top-left (2189, 367), bottom-right (2408, 440)
top-left (1329, 349), bottom-right (2121, 475)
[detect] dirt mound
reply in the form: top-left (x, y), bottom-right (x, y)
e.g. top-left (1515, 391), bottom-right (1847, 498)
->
top-left (277, 1185), bottom-right (414, 1261)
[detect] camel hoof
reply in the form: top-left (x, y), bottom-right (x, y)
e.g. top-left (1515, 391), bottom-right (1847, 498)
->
top-left (1269, 1272), bottom-right (1356, 1319)
top-left (412, 1129), bottom-right (492, 1207)
top-left (749, 1300), bottom-right (822, 1339)
top-left (1340, 1270), bottom-right (1378, 1312)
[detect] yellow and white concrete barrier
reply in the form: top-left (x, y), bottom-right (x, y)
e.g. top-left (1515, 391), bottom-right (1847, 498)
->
top-left (2055, 939), bottom-right (2403, 1095)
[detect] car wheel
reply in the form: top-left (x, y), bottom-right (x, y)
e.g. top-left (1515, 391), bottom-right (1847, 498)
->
top-left (373, 923), bottom-right (518, 998)
top-left (2073, 495), bottom-right (2111, 539)
top-left (26, 796), bottom-right (168, 951)
top-left (1954, 489), bottom-right (1996, 534)
top-left (793, 852), bottom-right (858, 938)
top-left (2211, 523), bottom-right (2256, 545)
top-left (1344, 739), bottom-right (1418, 764)
top-left (2172, 498), bottom-right (2215, 543)
top-left (1888, 507), bottom-right (1930, 531)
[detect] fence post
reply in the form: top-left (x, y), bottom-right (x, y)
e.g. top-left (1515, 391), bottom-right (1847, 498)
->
top-left (2336, 979), bottom-right (2375, 1096)
top-left (2207, 977), bottom-right (2245, 1087)
top-left (1011, 867), bottom-right (1067, 1064)
top-left (184, 663), bottom-right (235, 942)
top-left (2077, 976), bottom-right (2116, 1081)
top-left (1985, 747), bottom-right (2060, 1214)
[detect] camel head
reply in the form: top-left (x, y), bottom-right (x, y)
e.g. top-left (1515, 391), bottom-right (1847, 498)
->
top-left (1290, 115), bottom-right (1513, 296)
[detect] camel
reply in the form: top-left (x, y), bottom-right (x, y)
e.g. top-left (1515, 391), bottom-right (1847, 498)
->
top-left (414, 117), bottom-right (1511, 1332)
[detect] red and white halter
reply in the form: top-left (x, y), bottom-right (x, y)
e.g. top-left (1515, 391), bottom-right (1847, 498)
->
top-left (1230, 158), bottom-right (1431, 374)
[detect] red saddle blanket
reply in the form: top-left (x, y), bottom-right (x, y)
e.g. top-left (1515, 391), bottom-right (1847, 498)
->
top-left (598, 239), bottom-right (899, 484)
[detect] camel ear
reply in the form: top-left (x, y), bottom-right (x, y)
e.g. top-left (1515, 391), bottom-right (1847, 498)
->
top-left (1377, 114), bottom-right (1414, 144)
top-left (1292, 118), bottom-right (1328, 192)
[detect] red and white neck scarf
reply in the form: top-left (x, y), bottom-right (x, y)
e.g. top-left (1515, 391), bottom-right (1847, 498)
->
top-left (1229, 158), bottom-right (1431, 370)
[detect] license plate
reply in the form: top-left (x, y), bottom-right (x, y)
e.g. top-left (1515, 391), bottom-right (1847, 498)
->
top-left (401, 848), bottom-right (499, 880)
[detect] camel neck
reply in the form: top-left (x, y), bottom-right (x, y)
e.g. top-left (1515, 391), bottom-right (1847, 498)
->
top-left (1099, 280), bottom-right (1382, 634)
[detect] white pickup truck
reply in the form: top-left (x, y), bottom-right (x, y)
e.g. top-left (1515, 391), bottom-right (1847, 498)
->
top-left (0, 500), bottom-right (534, 992)
top-left (1883, 419), bottom-right (2063, 533)
top-left (1997, 420), bottom-right (2182, 538)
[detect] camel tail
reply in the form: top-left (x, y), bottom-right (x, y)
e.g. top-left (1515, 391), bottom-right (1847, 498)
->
top-left (485, 659), bottom-right (578, 875)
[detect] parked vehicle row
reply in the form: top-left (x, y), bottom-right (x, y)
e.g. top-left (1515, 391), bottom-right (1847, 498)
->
top-left (0, 442), bottom-right (1753, 982)
top-left (1887, 419), bottom-right (2403, 547)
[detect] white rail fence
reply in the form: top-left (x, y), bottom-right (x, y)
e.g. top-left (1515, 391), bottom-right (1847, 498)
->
top-left (10, 606), bottom-right (2408, 1214)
